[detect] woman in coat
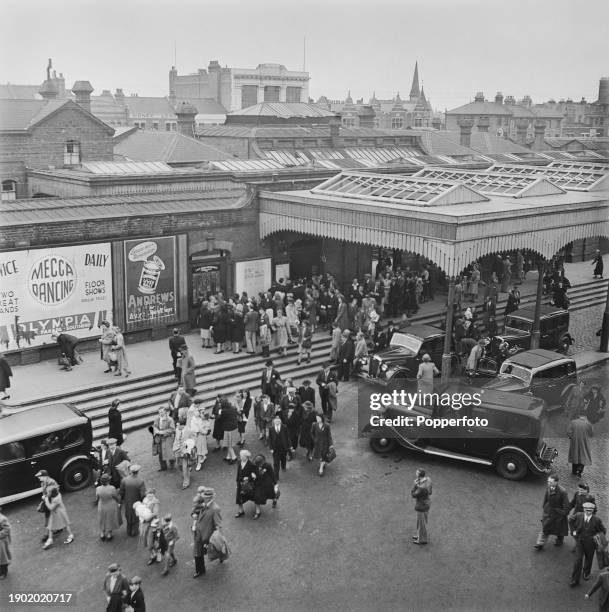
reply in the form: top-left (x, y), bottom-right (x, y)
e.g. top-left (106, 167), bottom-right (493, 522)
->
top-left (334, 296), bottom-right (350, 332)
top-left (152, 407), bottom-right (175, 471)
top-left (585, 385), bottom-right (606, 424)
top-left (231, 309), bottom-right (245, 354)
top-left (416, 354), bottom-right (439, 395)
top-left (0, 508), bottom-right (11, 579)
top-left (234, 449), bottom-right (258, 518)
top-left (272, 310), bottom-right (290, 357)
top-left (42, 487), bottom-right (74, 549)
top-left (329, 323), bottom-right (342, 363)
top-left (299, 401), bottom-right (316, 461)
top-left (252, 454), bottom-right (278, 518)
top-left (311, 413), bottom-right (334, 477)
top-left (212, 306), bottom-right (230, 353)
top-left (111, 327), bottom-right (131, 377)
top-left (108, 399), bottom-right (124, 446)
top-left (198, 301), bottom-right (214, 348)
top-left (218, 398), bottom-right (239, 463)
top-left (189, 406), bottom-right (211, 470)
top-left (236, 390), bottom-right (251, 446)
top-left (96, 473), bottom-right (121, 541)
top-left (98, 321), bottom-right (116, 373)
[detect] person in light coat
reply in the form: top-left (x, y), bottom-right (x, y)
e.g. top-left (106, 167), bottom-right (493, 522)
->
top-left (153, 407), bottom-right (175, 471)
top-left (190, 405), bottom-right (211, 470)
top-left (567, 411), bottom-right (594, 478)
top-left (96, 473), bottom-right (121, 541)
top-left (416, 354), bottom-right (439, 395)
top-left (111, 326), bottom-right (131, 377)
top-left (98, 321), bottom-right (116, 373)
top-left (42, 487), bottom-right (74, 549)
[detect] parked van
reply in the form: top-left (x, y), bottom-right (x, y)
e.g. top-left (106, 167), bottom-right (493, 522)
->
top-left (0, 403), bottom-right (95, 505)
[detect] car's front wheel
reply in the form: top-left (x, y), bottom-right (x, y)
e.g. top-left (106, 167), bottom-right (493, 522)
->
top-left (369, 437), bottom-right (397, 454)
top-left (61, 460), bottom-right (93, 492)
top-left (495, 451), bottom-right (529, 480)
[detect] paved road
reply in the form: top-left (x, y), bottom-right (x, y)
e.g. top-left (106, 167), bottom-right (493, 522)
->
top-left (3, 366), bottom-right (608, 612)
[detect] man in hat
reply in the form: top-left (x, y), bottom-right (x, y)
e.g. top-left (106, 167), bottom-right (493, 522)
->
top-left (280, 387), bottom-right (302, 454)
top-left (52, 330), bottom-right (79, 370)
top-left (411, 468), bottom-right (432, 545)
top-left (316, 361), bottom-right (337, 420)
top-left (103, 563), bottom-right (129, 612)
top-left (180, 345), bottom-right (197, 397)
top-left (260, 360), bottom-right (282, 404)
top-left (535, 474), bottom-right (570, 551)
top-left (126, 576), bottom-right (145, 612)
top-left (568, 409), bottom-right (593, 478)
top-left (192, 487), bottom-right (222, 578)
top-left (169, 328), bottom-right (186, 381)
top-left (119, 464), bottom-right (146, 537)
top-left (168, 384), bottom-right (191, 423)
top-left (592, 249), bottom-right (604, 279)
top-left (161, 514), bottom-right (180, 576)
top-left (569, 502), bottom-right (607, 587)
top-left (268, 415), bottom-right (292, 478)
top-left (106, 438), bottom-right (130, 488)
top-left (337, 329), bottom-right (355, 382)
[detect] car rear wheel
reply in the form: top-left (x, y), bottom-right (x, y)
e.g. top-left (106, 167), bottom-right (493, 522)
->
top-left (369, 437), bottom-right (397, 454)
top-left (61, 460), bottom-right (93, 492)
top-left (495, 452), bottom-right (528, 480)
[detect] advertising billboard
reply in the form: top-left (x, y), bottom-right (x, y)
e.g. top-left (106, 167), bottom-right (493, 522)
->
top-left (234, 258), bottom-right (272, 298)
top-left (0, 244), bottom-right (113, 350)
top-left (124, 236), bottom-right (178, 330)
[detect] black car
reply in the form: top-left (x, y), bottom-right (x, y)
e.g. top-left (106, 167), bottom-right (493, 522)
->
top-left (0, 403), bottom-right (95, 504)
top-left (361, 324), bottom-right (453, 384)
top-left (364, 383), bottom-right (558, 480)
top-left (481, 349), bottom-right (578, 410)
top-left (500, 305), bottom-right (572, 353)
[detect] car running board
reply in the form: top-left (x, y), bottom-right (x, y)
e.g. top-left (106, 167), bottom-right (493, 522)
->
top-left (420, 445), bottom-right (493, 466)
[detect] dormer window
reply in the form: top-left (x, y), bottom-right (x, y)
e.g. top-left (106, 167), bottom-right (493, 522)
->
top-left (1, 179), bottom-right (16, 201)
top-left (64, 140), bottom-right (80, 165)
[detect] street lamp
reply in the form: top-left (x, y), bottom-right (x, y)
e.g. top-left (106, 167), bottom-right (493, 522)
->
top-left (441, 277), bottom-right (455, 384)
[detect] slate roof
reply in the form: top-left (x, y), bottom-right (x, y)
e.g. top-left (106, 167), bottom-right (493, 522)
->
top-left (114, 130), bottom-right (233, 163)
top-left (0, 84), bottom-right (42, 99)
top-left (1, 190), bottom-right (250, 226)
top-left (122, 96), bottom-right (176, 117)
top-left (441, 130), bottom-right (533, 155)
top-left (446, 101), bottom-right (512, 116)
top-left (175, 97), bottom-right (226, 115)
top-left (229, 102), bottom-right (335, 118)
top-left (406, 129), bottom-right (479, 157)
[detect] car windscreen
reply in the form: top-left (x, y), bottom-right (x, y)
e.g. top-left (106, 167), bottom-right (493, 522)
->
top-left (389, 333), bottom-right (422, 354)
top-left (499, 362), bottom-right (532, 385)
top-left (505, 317), bottom-right (531, 332)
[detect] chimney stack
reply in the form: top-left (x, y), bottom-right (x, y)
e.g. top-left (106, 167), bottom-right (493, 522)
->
top-left (532, 120), bottom-right (546, 151)
top-left (39, 79), bottom-right (58, 101)
top-left (494, 92), bottom-right (504, 105)
top-left (115, 88), bottom-right (125, 105)
top-left (474, 92), bottom-right (485, 103)
top-left (71, 81), bottom-right (94, 113)
top-left (175, 101), bottom-right (198, 137)
top-left (458, 117), bottom-right (474, 147)
top-left (516, 119), bottom-right (529, 146)
top-left (477, 116), bottom-right (490, 133)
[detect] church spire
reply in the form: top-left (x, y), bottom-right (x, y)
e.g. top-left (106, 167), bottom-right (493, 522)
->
top-left (409, 61), bottom-right (420, 101)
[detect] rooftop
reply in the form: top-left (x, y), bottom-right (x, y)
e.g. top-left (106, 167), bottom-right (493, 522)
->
top-left (486, 163), bottom-right (609, 191)
top-left (228, 102), bottom-right (335, 119)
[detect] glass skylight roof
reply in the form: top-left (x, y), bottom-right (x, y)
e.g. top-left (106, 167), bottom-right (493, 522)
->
top-left (486, 163), bottom-right (609, 191)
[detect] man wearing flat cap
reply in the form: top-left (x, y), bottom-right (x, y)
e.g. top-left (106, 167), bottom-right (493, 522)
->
top-left (191, 487), bottom-right (222, 578)
top-left (119, 464), bottom-right (146, 537)
top-left (106, 438), bottom-right (130, 489)
top-left (103, 563), bottom-right (129, 612)
top-left (127, 576), bottom-right (145, 612)
top-left (261, 359), bottom-right (282, 404)
top-left (569, 501), bottom-right (607, 587)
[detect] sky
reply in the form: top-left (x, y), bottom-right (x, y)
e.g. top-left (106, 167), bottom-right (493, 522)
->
top-left (2, 0), bottom-right (609, 111)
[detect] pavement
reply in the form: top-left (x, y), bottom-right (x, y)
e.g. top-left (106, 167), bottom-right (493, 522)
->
top-left (3, 260), bottom-right (608, 407)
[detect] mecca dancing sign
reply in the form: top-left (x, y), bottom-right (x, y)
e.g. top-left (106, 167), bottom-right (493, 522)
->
top-left (0, 244), bottom-right (113, 350)
top-left (124, 237), bottom-right (178, 330)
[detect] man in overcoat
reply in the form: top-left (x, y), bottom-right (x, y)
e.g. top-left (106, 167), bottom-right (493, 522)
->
top-left (260, 360), bottom-right (282, 403)
top-left (103, 563), bottom-right (129, 612)
top-left (268, 415), bottom-right (292, 478)
top-left (535, 474), bottom-right (570, 550)
top-left (169, 328), bottom-right (186, 381)
top-left (411, 468), bottom-right (432, 545)
top-left (106, 438), bottom-right (130, 489)
top-left (567, 412), bottom-right (594, 478)
top-left (192, 487), bottom-right (222, 578)
top-left (119, 464), bottom-right (146, 536)
top-left (569, 502), bottom-right (607, 587)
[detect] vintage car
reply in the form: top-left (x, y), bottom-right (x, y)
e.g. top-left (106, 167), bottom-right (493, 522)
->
top-left (481, 349), bottom-right (578, 411)
top-left (360, 324), bottom-right (456, 384)
top-left (0, 403), bottom-right (95, 505)
top-left (499, 305), bottom-right (573, 353)
top-left (364, 382), bottom-right (558, 480)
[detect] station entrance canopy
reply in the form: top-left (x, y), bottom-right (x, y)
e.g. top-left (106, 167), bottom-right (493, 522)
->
top-left (259, 167), bottom-right (609, 277)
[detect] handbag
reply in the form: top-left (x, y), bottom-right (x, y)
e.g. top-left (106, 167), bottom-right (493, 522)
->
top-left (324, 446), bottom-right (337, 463)
top-left (108, 350), bottom-right (118, 363)
top-left (240, 479), bottom-right (255, 500)
top-left (37, 500), bottom-right (47, 513)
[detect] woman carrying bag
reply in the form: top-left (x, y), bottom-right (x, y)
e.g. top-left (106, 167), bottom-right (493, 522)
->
top-left (311, 413), bottom-right (335, 477)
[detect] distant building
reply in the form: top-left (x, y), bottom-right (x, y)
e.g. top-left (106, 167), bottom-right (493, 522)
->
top-left (169, 61), bottom-right (310, 113)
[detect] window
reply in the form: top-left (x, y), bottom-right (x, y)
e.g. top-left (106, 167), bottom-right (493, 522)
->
top-left (264, 86), bottom-right (280, 102)
top-left (391, 117), bottom-right (404, 129)
top-left (241, 85), bottom-right (258, 108)
top-left (165, 122), bottom-right (176, 131)
top-left (342, 117), bottom-right (356, 128)
top-left (61, 427), bottom-right (84, 447)
top-left (30, 432), bottom-right (61, 456)
top-left (1, 179), bottom-right (16, 201)
top-left (0, 442), bottom-right (26, 463)
top-left (152, 122), bottom-right (159, 131)
top-left (64, 140), bottom-right (80, 165)
top-left (133, 121), bottom-right (146, 129)
top-left (286, 86), bottom-right (302, 103)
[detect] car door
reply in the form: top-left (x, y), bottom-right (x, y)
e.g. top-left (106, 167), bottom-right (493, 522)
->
top-left (0, 441), bottom-right (38, 500)
top-left (531, 363), bottom-right (568, 406)
top-left (27, 430), bottom-right (64, 483)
